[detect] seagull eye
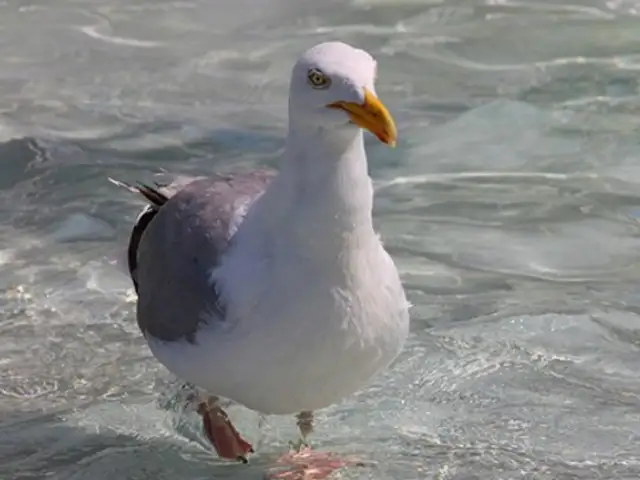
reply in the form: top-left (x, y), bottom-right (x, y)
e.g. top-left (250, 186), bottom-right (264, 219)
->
top-left (307, 68), bottom-right (331, 89)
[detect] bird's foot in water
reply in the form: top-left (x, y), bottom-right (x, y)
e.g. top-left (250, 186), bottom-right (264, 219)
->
top-left (266, 447), bottom-right (365, 480)
top-left (196, 400), bottom-right (254, 463)
top-left (288, 437), bottom-right (310, 453)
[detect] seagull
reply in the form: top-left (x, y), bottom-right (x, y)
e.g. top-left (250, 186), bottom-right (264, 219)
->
top-left (112, 41), bottom-right (410, 475)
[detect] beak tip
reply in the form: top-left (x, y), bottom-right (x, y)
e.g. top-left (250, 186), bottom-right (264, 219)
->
top-left (381, 131), bottom-right (397, 148)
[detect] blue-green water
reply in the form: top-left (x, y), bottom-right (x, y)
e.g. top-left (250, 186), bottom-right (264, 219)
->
top-left (2, 1), bottom-right (640, 478)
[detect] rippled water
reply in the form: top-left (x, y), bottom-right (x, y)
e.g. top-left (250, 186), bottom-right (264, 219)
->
top-left (2, 0), bottom-right (640, 478)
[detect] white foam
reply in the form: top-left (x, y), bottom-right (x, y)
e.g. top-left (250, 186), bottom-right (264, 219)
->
top-left (63, 402), bottom-right (179, 442)
top-left (0, 248), bottom-right (14, 266)
top-left (78, 25), bottom-right (163, 48)
top-left (375, 171), bottom-right (597, 192)
top-left (76, 260), bottom-right (131, 296)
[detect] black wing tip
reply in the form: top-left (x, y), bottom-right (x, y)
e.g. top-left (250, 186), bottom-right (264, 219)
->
top-left (127, 206), bottom-right (158, 294)
top-left (109, 176), bottom-right (169, 292)
top-left (135, 182), bottom-right (169, 208)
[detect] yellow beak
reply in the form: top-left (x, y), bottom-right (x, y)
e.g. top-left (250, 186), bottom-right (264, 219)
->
top-left (327, 88), bottom-right (397, 147)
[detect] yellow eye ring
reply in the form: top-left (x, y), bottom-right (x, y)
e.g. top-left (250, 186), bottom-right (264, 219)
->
top-left (307, 68), bottom-right (331, 89)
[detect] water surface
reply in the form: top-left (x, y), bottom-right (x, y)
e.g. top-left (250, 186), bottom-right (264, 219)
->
top-left (2, 0), bottom-right (640, 479)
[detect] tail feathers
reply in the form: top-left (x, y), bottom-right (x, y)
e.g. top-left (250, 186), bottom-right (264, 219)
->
top-left (108, 177), bottom-right (169, 208)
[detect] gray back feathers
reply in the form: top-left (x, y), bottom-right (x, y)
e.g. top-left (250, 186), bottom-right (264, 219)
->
top-left (114, 169), bottom-right (275, 343)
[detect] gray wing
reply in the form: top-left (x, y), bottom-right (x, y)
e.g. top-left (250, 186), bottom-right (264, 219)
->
top-left (111, 169), bottom-right (276, 343)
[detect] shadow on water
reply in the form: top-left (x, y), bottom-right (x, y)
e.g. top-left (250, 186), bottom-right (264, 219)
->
top-left (0, 127), bottom-right (286, 237)
top-left (1, 409), bottom-right (281, 480)
top-left (0, 123), bottom-right (285, 185)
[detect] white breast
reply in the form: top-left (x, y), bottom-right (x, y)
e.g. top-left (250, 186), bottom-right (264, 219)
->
top-left (146, 235), bottom-right (410, 415)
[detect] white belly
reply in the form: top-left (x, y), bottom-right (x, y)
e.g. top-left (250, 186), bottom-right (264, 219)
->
top-left (147, 245), bottom-right (410, 415)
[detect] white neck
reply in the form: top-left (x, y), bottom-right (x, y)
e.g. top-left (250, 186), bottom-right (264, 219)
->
top-left (283, 121), bottom-right (373, 220)
top-left (242, 121), bottom-right (376, 259)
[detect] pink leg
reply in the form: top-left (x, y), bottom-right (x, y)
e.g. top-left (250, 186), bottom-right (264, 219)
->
top-left (195, 398), bottom-right (254, 463)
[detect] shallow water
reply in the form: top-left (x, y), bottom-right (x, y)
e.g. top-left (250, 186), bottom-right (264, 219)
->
top-left (2, 0), bottom-right (640, 479)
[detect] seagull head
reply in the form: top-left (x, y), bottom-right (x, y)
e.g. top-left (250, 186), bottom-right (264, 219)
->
top-left (288, 41), bottom-right (397, 147)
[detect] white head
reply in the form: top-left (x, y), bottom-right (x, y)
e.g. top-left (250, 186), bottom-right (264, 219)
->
top-left (288, 41), bottom-right (397, 147)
